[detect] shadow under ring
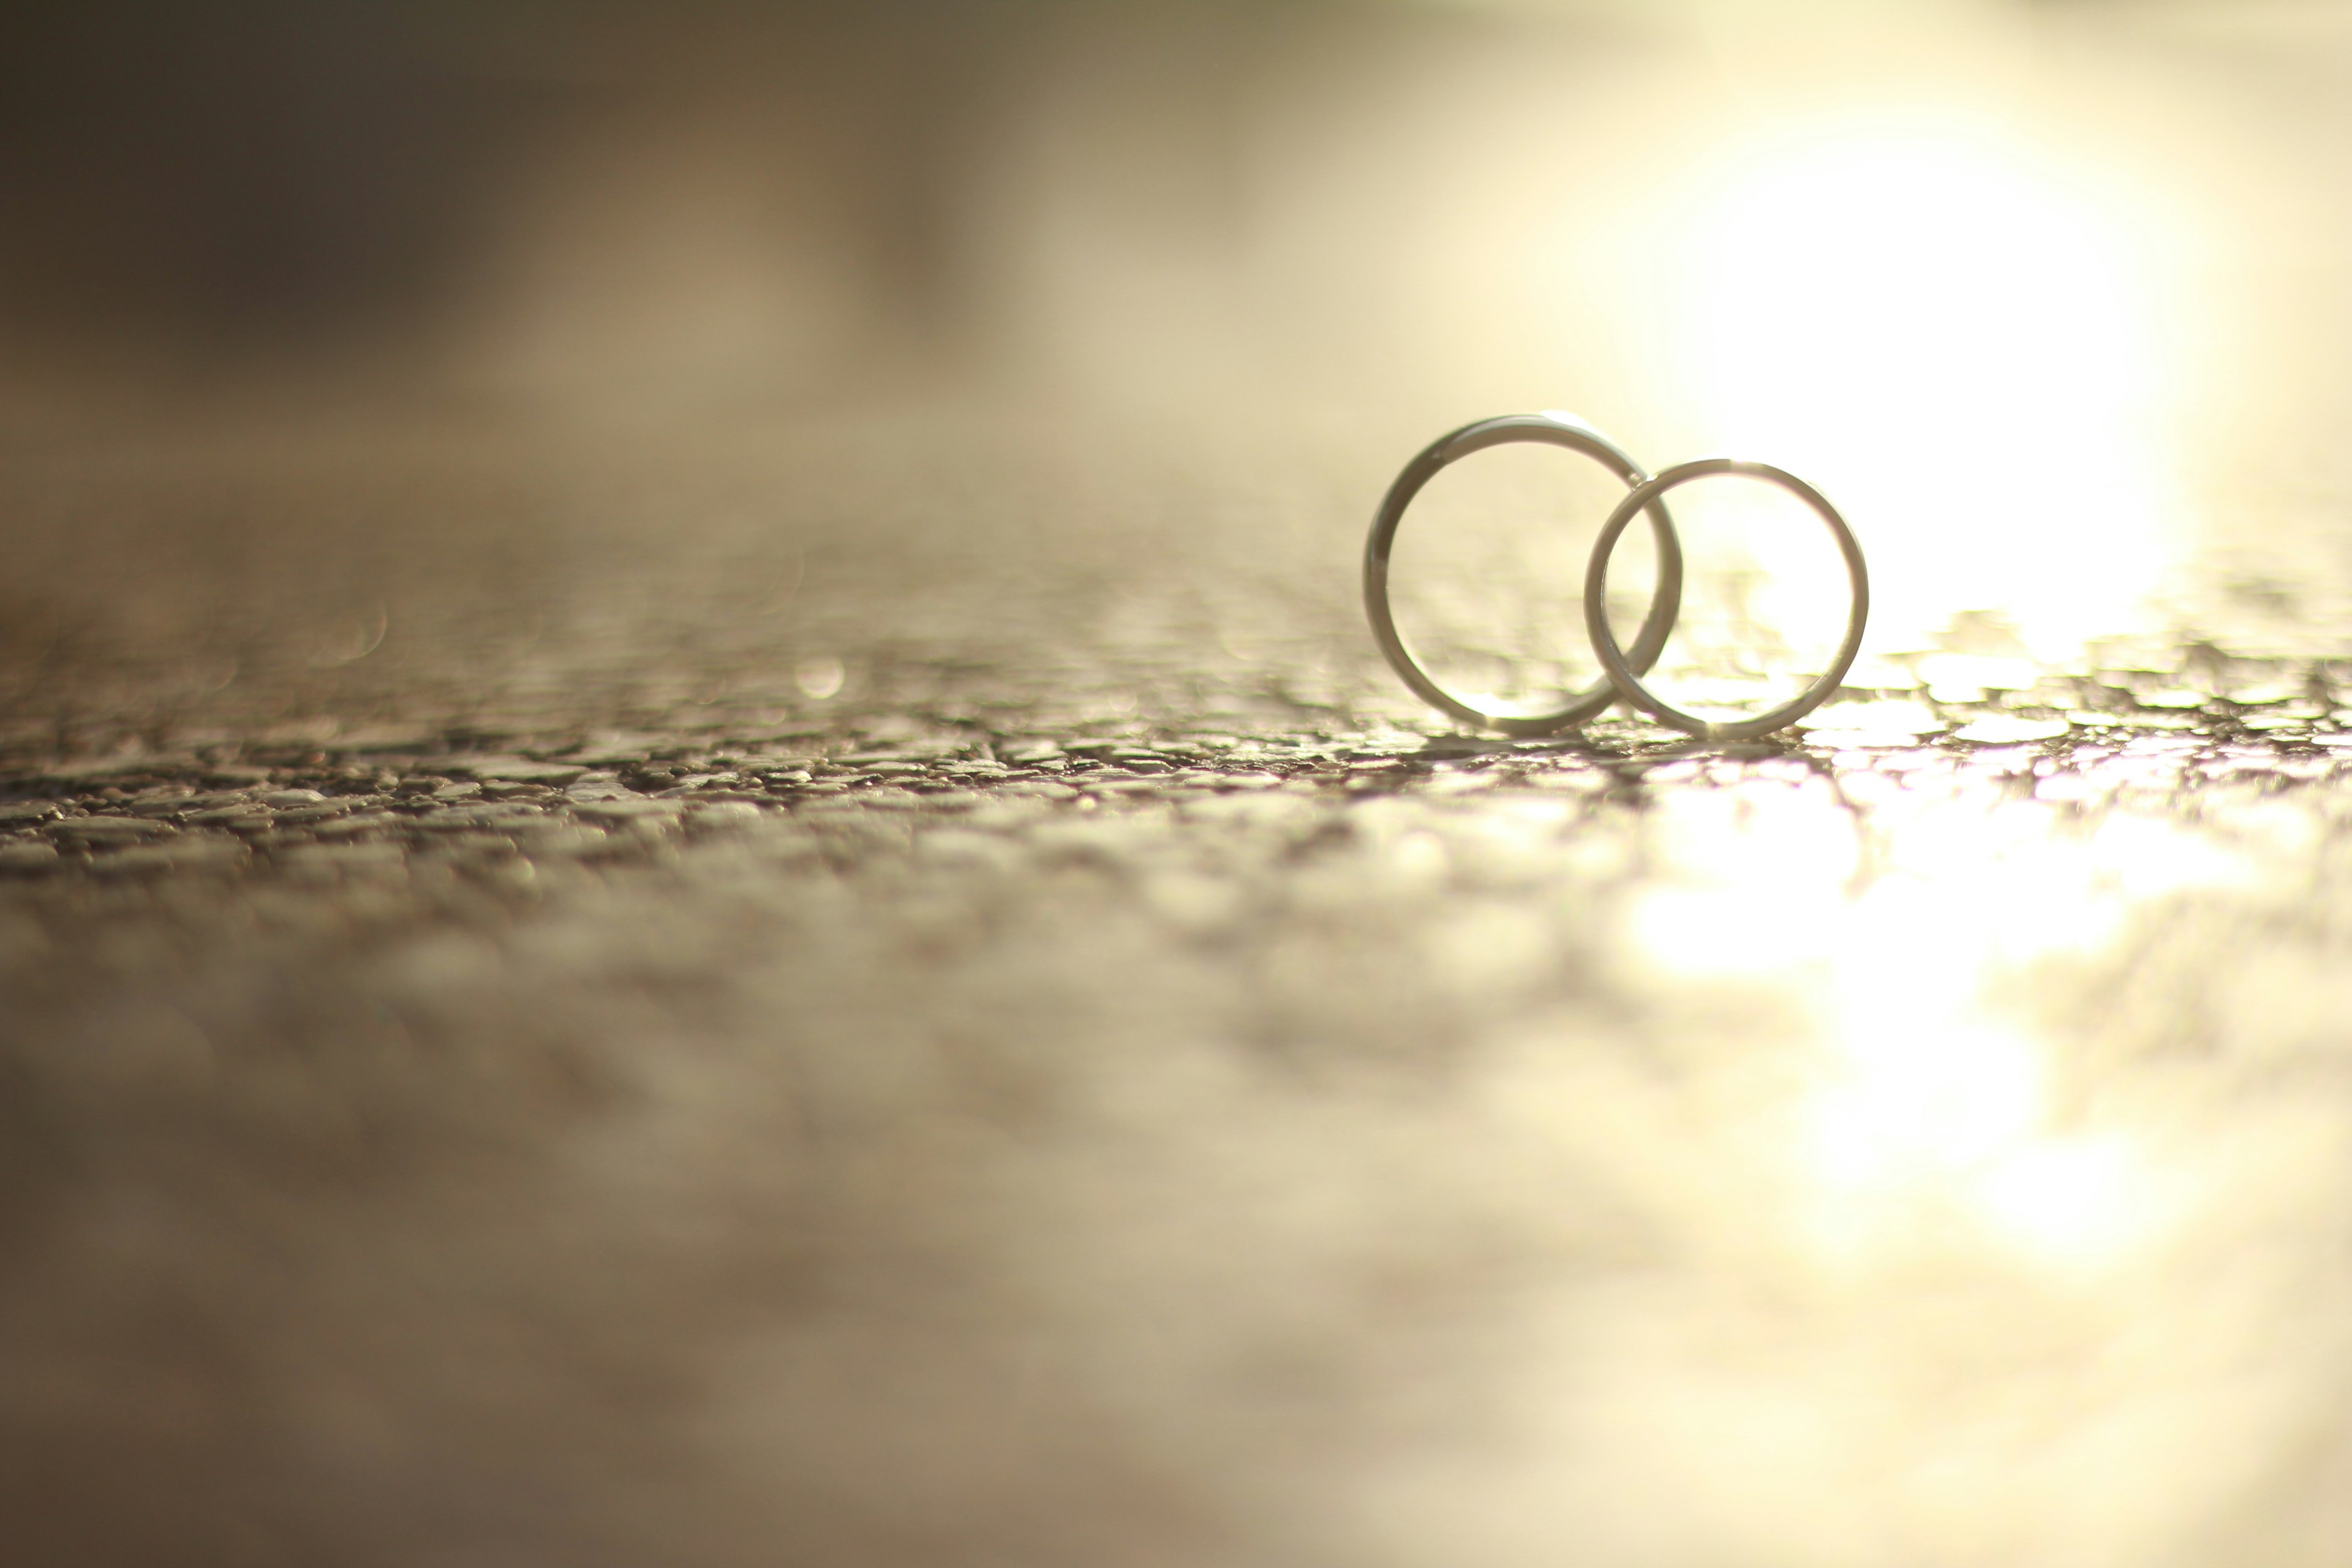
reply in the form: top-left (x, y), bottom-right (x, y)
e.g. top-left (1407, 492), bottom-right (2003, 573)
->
top-left (1363, 412), bottom-right (1685, 737)
top-left (1583, 457), bottom-right (1869, 742)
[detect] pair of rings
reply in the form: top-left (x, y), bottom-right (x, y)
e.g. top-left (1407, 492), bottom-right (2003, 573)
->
top-left (1362, 412), bottom-right (1870, 742)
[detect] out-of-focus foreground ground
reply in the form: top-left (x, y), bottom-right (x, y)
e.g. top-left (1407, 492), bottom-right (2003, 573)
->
top-left (13, 1), bottom-right (2352, 1563)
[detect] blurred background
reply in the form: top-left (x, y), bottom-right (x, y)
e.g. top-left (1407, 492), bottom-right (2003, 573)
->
top-left (11, 0), bottom-right (2352, 706)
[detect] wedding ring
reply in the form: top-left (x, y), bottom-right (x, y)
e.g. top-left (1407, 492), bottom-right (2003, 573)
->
top-left (1363, 412), bottom-right (1684, 737)
top-left (1583, 458), bottom-right (1868, 742)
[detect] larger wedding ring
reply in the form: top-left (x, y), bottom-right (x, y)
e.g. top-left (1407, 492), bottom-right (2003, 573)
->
top-left (1362, 412), bottom-right (1685, 737)
top-left (1584, 458), bottom-right (1869, 742)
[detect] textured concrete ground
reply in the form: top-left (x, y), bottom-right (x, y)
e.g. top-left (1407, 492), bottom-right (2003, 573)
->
top-left (15, 0), bottom-right (2352, 1561)
top-left (9, 405), bottom-right (2352, 1567)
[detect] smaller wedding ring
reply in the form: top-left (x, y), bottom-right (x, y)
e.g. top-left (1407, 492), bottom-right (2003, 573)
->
top-left (1583, 458), bottom-right (1869, 742)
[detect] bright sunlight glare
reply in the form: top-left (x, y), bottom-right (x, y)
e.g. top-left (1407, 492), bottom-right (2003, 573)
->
top-left (1626, 111), bottom-right (2201, 662)
top-left (1627, 793), bottom-right (2239, 1272)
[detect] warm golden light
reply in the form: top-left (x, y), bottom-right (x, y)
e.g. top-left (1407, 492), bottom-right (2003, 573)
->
top-left (1627, 791), bottom-right (2245, 1273)
top-left (1614, 109), bottom-right (2204, 661)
